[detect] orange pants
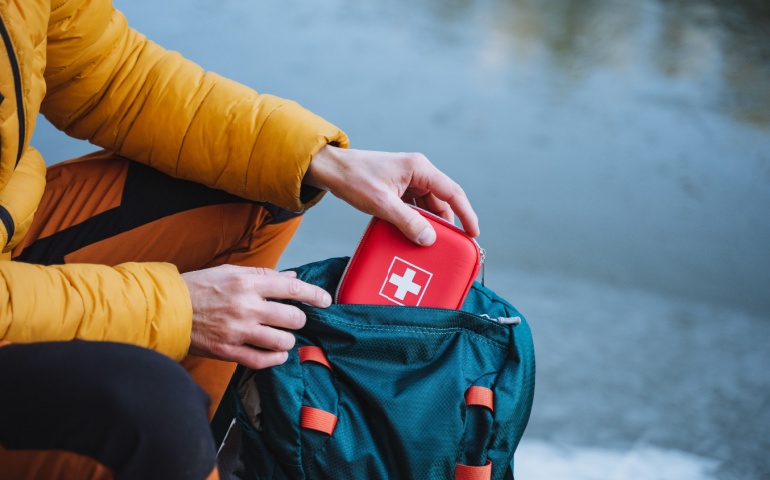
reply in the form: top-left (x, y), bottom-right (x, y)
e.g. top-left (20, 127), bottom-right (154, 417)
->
top-left (4, 151), bottom-right (303, 479)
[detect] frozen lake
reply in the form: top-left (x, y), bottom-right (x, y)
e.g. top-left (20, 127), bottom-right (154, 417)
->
top-left (33, 0), bottom-right (770, 478)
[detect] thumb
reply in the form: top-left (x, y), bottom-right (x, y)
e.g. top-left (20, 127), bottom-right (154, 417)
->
top-left (385, 201), bottom-right (436, 246)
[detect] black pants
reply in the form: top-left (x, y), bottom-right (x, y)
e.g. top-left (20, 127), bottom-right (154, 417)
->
top-left (0, 340), bottom-right (216, 480)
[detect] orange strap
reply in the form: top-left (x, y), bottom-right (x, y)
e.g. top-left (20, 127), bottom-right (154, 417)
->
top-left (465, 386), bottom-right (494, 412)
top-left (455, 460), bottom-right (492, 480)
top-left (298, 346), bottom-right (332, 371)
top-left (300, 406), bottom-right (338, 435)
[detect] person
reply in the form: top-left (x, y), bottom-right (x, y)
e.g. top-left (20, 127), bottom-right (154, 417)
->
top-left (0, 1), bottom-right (479, 479)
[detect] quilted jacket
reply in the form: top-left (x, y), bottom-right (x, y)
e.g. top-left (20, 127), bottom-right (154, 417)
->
top-left (0, 0), bottom-right (348, 359)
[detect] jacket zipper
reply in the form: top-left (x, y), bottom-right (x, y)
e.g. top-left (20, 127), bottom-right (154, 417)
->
top-left (0, 17), bottom-right (26, 167)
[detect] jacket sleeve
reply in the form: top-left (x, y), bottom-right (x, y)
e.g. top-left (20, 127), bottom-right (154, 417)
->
top-left (42, 0), bottom-right (349, 213)
top-left (0, 260), bottom-right (192, 360)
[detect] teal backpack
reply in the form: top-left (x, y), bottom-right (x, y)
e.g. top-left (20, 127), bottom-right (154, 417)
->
top-left (214, 257), bottom-right (535, 480)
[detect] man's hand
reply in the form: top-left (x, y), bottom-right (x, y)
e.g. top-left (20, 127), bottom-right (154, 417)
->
top-left (303, 145), bottom-right (480, 245)
top-left (182, 265), bottom-right (331, 370)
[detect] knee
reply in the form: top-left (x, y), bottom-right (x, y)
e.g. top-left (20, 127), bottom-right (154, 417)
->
top-left (96, 344), bottom-right (211, 437)
top-left (107, 349), bottom-right (209, 421)
top-left (90, 345), bottom-right (216, 479)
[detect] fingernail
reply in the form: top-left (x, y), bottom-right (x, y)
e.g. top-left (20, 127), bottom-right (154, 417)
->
top-left (417, 227), bottom-right (436, 246)
top-left (322, 292), bottom-right (332, 307)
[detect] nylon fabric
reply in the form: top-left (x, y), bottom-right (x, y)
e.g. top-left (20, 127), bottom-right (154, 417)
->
top-left (219, 257), bottom-right (535, 479)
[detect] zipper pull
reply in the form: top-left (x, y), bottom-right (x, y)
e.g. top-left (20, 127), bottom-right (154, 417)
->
top-left (480, 247), bottom-right (486, 287)
top-left (480, 314), bottom-right (521, 326)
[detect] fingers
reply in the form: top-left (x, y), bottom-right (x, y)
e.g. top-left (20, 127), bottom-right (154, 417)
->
top-left (228, 346), bottom-right (289, 371)
top-left (242, 320), bottom-right (298, 351)
top-left (305, 146), bottom-right (479, 240)
top-left (446, 190), bottom-right (479, 238)
top-left (417, 160), bottom-right (479, 238)
top-left (413, 192), bottom-right (455, 225)
top-left (256, 300), bottom-right (308, 330)
top-left (219, 265), bottom-right (330, 307)
top-left (256, 274), bottom-right (332, 308)
top-left (390, 153), bottom-right (479, 241)
top-left (386, 198), bottom-right (437, 246)
top-left (385, 188), bottom-right (479, 246)
top-left (186, 264), bottom-right (332, 370)
top-left (228, 307), bottom-right (303, 370)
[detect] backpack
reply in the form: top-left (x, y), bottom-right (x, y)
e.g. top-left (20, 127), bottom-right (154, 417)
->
top-left (214, 257), bottom-right (535, 480)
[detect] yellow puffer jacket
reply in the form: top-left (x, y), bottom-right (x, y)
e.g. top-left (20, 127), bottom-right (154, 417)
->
top-left (0, 0), bottom-right (348, 359)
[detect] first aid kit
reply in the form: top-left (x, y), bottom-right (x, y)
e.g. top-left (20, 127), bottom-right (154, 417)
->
top-left (336, 206), bottom-right (484, 309)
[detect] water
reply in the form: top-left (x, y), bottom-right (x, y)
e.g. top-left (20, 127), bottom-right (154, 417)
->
top-left (32, 0), bottom-right (770, 478)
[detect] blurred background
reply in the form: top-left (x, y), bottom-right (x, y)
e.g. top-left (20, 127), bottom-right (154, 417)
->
top-left (34, 0), bottom-right (769, 478)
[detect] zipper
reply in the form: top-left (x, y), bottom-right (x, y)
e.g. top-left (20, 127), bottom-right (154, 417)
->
top-left (0, 17), bottom-right (26, 167)
top-left (479, 247), bottom-right (486, 287)
top-left (480, 314), bottom-right (521, 326)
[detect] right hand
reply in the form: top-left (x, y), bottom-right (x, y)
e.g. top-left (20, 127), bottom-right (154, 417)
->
top-left (182, 264), bottom-right (331, 370)
top-left (304, 145), bottom-right (479, 246)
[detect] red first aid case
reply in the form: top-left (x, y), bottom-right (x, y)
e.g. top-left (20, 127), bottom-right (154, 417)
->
top-left (336, 206), bottom-right (483, 309)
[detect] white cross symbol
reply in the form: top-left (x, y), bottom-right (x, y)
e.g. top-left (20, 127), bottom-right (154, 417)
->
top-left (388, 268), bottom-right (422, 300)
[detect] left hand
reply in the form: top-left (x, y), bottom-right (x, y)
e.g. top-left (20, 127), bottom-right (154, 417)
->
top-left (183, 265), bottom-right (332, 370)
top-left (303, 145), bottom-right (479, 246)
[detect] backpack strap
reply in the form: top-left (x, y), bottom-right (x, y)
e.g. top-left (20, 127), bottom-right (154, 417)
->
top-left (298, 345), bottom-right (333, 371)
top-left (465, 386), bottom-right (494, 412)
top-left (300, 406), bottom-right (338, 435)
top-left (455, 459), bottom-right (492, 480)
